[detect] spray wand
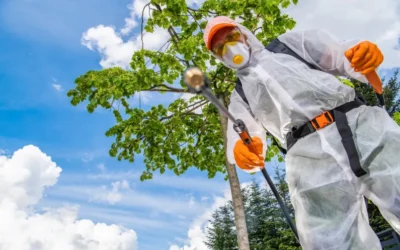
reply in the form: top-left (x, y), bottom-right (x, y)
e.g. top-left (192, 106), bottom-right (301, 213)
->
top-left (184, 67), bottom-right (299, 242)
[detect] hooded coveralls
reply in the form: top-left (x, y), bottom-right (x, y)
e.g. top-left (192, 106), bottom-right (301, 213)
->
top-left (205, 17), bottom-right (400, 250)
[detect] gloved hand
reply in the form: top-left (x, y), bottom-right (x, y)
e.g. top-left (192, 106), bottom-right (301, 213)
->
top-left (345, 41), bottom-right (384, 75)
top-left (233, 136), bottom-right (265, 171)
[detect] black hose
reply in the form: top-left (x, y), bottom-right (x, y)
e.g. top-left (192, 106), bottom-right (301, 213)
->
top-left (261, 168), bottom-right (299, 242)
top-left (376, 93), bottom-right (385, 108)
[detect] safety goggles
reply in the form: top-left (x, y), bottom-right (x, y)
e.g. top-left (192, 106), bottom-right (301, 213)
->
top-left (211, 28), bottom-right (245, 57)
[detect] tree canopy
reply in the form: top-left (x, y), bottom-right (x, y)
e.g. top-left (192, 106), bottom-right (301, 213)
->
top-left (67, 0), bottom-right (298, 181)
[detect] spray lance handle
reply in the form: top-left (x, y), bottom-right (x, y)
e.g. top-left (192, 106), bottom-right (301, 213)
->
top-left (184, 67), bottom-right (259, 153)
top-left (233, 119), bottom-right (259, 154)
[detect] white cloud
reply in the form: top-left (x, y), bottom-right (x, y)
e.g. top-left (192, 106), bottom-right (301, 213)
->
top-left (81, 25), bottom-right (137, 69)
top-left (81, 6), bottom-right (170, 70)
top-left (201, 196), bottom-right (209, 201)
top-left (51, 78), bottom-right (63, 92)
top-left (82, 152), bottom-right (94, 163)
top-left (0, 145), bottom-right (61, 209)
top-left (169, 182), bottom-right (253, 250)
top-left (169, 245), bottom-right (181, 250)
top-left (120, 0), bottom-right (151, 35)
top-left (0, 145), bottom-right (137, 250)
top-left (52, 83), bottom-right (63, 92)
top-left (169, 188), bottom-right (232, 250)
top-left (85, 171), bottom-right (228, 194)
top-left (91, 180), bottom-right (131, 205)
top-left (39, 199), bottom-right (183, 232)
top-left (97, 163), bottom-right (106, 172)
top-left (188, 196), bottom-right (196, 208)
top-left (132, 91), bottom-right (153, 105)
top-left (185, 0), bottom-right (206, 8)
top-left (137, 28), bottom-right (170, 51)
top-left (52, 184), bottom-right (207, 217)
top-left (284, 0), bottom-right (400, 69)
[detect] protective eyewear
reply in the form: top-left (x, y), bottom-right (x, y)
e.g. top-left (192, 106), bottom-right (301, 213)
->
top-left (211, 28), bottom-right (245, 57)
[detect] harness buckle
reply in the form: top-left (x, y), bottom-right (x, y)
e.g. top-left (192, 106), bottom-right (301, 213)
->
top-left (311, 111), bottom-right (334, 130)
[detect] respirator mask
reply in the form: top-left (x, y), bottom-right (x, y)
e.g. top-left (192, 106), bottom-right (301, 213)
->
top-left (212, 28), bottom-right (251, 69)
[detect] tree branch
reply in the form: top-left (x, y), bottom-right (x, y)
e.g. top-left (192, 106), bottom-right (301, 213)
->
top-left (145, 39), bottom-right (172, 67)
top-left (141, 3), bottom-right (151, 50)
top-left (181, 100), bottom-right (207, 116)
top-left (153, 3), bottom-right (190, 68)
top-left (185, 99), bottom-right (206, 110)
top-left (175, 56), bottom-right (189, 64)
top-left (160, 100), bottom-right (207, 122)
top-left (187, 9), bottom-right (201, 29)
top-left (140, 88), bottom-right (190, 93)
top-left (195, 119), bottom-right (208, 147)
top-left (187, 7), bottom-right (217, 15)
top-left (253, 27), bottom-right (262, 33)
top-left (148, 84), bottom-right (188, 93)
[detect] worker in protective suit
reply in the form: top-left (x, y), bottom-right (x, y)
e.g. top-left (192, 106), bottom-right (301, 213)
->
top-left (203, 16), bottom-right (400, 250)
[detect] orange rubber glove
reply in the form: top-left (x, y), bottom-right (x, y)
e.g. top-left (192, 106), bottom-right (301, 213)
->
top-left (345, 41), bottom-right (384, 75)
top-left (233, 136), bottom-right (265, 171)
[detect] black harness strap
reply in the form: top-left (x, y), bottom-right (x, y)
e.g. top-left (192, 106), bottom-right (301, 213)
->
top-left (286, 99), bottom-right (367, 177)
top-left (235, 78), bottom-right (249, 105)
top-left (334, 109), bottom-right (367, 177)
top-left (266, 38), bottom-right (318, 70)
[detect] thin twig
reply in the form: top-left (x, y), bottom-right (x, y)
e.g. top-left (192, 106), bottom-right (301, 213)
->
top-left (187, 7), bottom-right (217, 15)
top-left (148, 84), bottom-right (187, 92)
top-left (184, 99), bottom-right (207, 110)
top-left (175, 56), bottom-right (189, 64)
top-left (253, 27), bottom-right (262, 33)
top-left (160, 101), bottom-right (207, 121)
top-left (187, 9), bottom-right (201, 29)
top-left (141, 3), bottom-right (151, 50)
top-left (141, 88), bottom-right (189, 93)
top-left (145, 39), bottom-right (172, 67)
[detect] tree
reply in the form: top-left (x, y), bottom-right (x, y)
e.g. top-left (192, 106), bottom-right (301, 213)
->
top-left (244, 180), bottom-right (272, 249)
top-left (67, 0), bottom-right (299, 249)
top-left (205, 170), bottom-right (301, 250)
top-left (205, 202), bottom-right (238, 250)
top-left (272, 167), bottom-right (298, 250)
top-left (351, 69), bottom-right (400, 116)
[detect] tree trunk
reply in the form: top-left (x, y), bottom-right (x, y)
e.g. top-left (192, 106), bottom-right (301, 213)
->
top-left (219, 109), bottom-right (250, 250)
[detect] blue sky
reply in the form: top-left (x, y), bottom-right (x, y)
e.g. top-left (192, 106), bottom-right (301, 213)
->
top-left (0, 0), bottom-right (268, 249)
top-left (0, 0), bottom-right (399, 250)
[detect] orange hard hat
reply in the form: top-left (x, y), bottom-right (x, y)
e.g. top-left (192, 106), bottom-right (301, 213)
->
top-left (203, 16), bottom-right (238, 51)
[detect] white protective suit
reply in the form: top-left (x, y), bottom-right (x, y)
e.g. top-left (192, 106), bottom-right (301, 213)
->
top-left (220, 23), bottom-right (400, 249)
